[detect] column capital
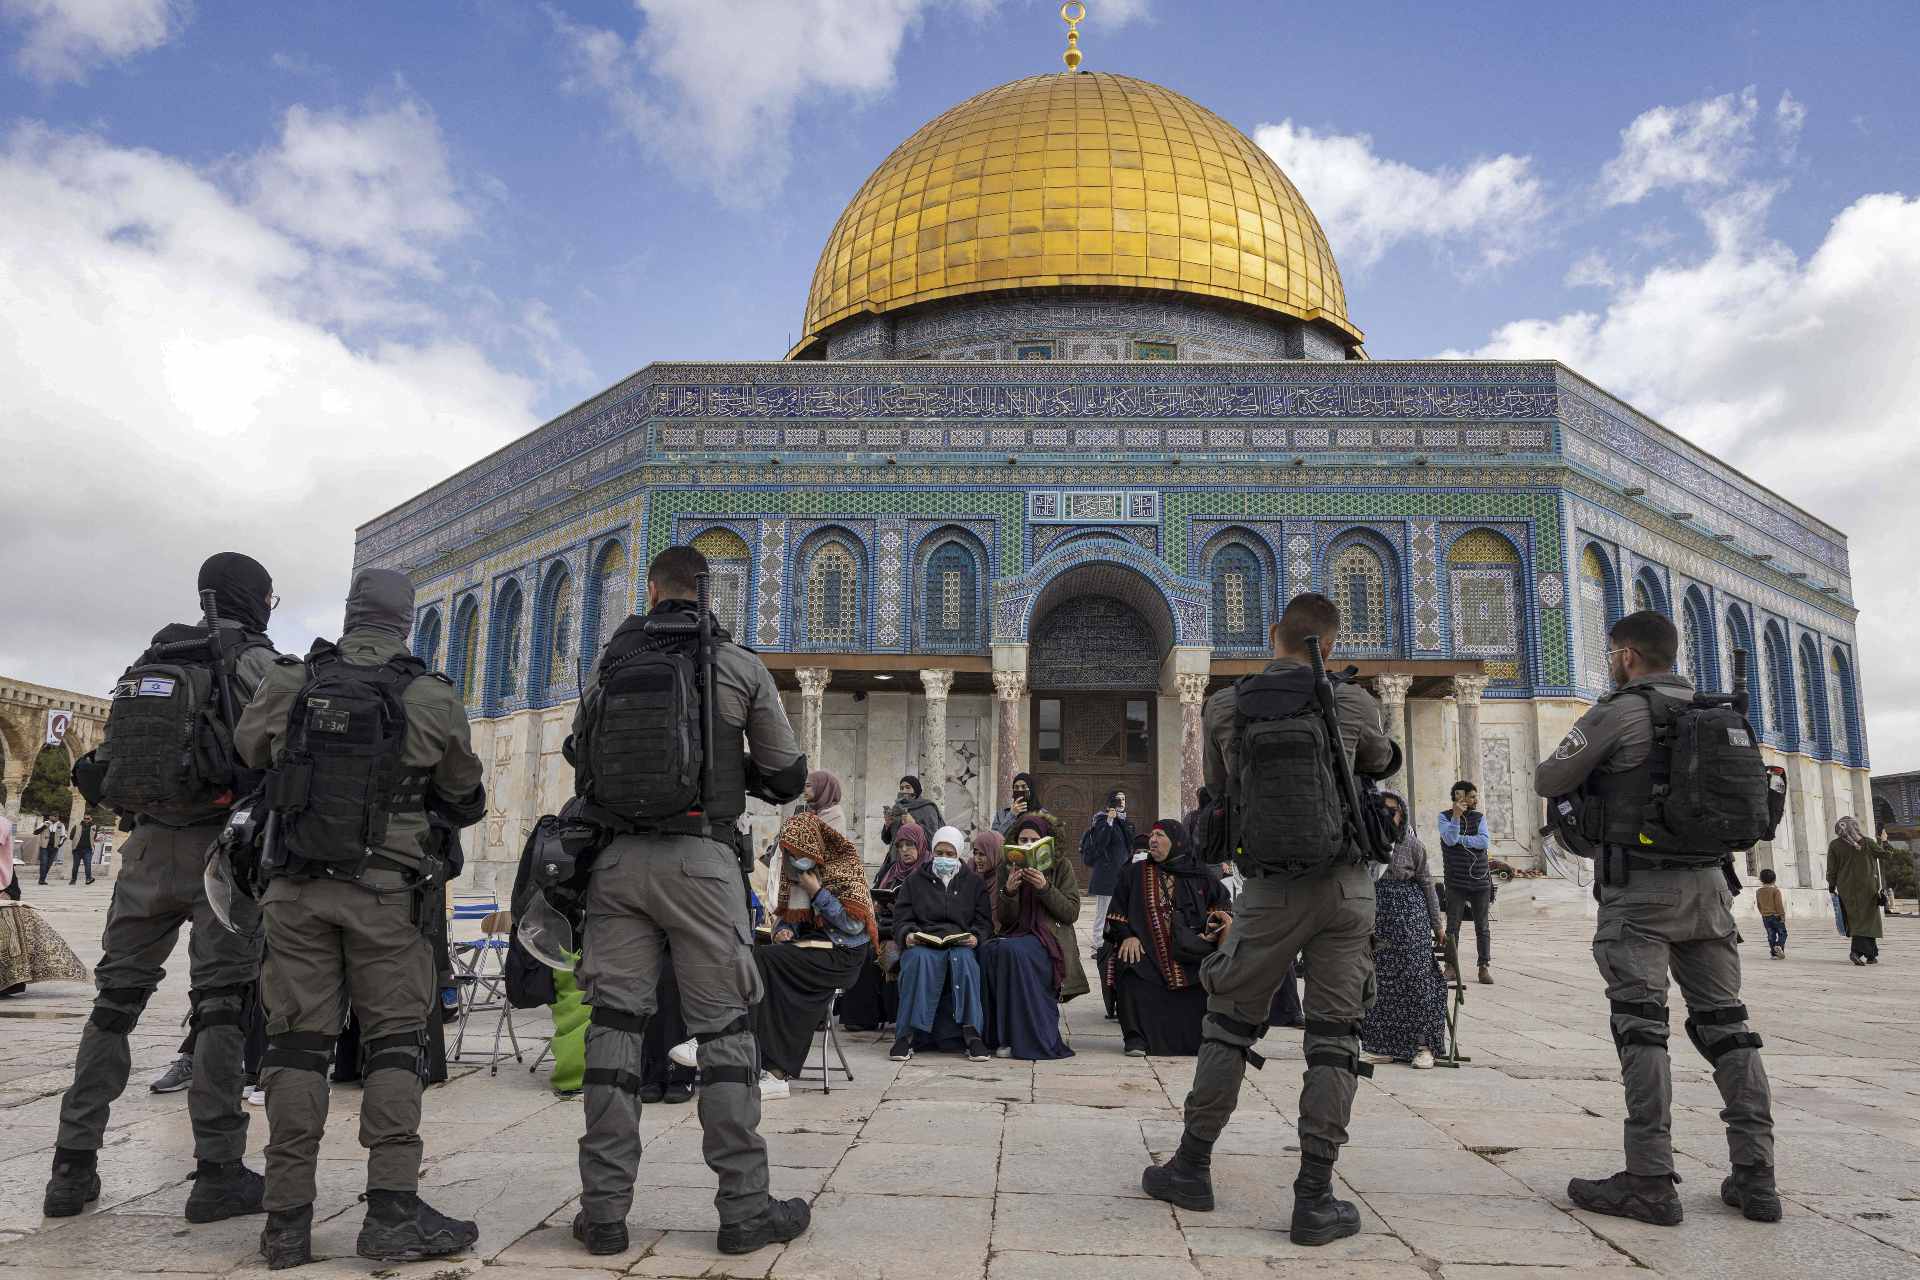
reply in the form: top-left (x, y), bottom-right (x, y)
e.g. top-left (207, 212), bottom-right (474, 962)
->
top-left (919, 669), bottom-right (956, 700)
top-left (795, 667), bottom-right (833, 697)
top-left (1373, 672), bottom-right (1414, 707)
top-left (1175, 672), bottom-right (1211, 705)
top-left (1452, 673), bottom-right (1490, 706)
top-left (992, 670), bottom-right (1027, 701)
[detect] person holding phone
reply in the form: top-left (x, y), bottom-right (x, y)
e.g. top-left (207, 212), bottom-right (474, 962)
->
top-left (1103, 819), bottom-right (1231, 1057)
top-left (1079, 789), bottom-right (1135, 939)
top-left (1438, 781), bottom-right (1494, 985)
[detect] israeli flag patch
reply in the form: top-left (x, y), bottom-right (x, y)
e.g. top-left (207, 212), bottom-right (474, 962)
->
top-left (137, 676), bottom-right (177, 697)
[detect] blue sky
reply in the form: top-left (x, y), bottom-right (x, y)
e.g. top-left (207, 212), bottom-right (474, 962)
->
top-left (2, 0), bottom-right (1917, 766)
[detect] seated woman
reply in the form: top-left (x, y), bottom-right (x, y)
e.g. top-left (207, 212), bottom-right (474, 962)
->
top-left (1104, 818), bottom-right (1229, 1057)
top-left (745, 812), bottom-right (877, 1098)
top-left (1359, 790), bottom-right (1448, 1069)
top-left (889, 826), bottom-right (993, 1063)
top-left (1, 837), bottom-right (88, 996)
top-left (839, 821), bottom-right (927, 1032)
top-left (981, 815), bottom-right (1085, 1061)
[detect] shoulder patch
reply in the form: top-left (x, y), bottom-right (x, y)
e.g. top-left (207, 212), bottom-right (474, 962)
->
top-left (424, 671), bottom-right (455, 687)
top-left (272, 654), bottom-right (305, 666)
top-left (1553, 726), bottom-right (1588, 761)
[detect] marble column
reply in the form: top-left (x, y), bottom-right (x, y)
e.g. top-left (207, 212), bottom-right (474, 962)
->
top-left (992, 669), bottom-right (1027, 806)
top-left (919, 669), bottom-right (955, 809)
top-left (1374, 673), bottom-right (1413, 794)
top-left (1453, 674), bottom-right (1490, 790)
top-left (1175, 672), bottom-right (1211, 812)
top-left (795, 667), bottom-right (832, 767)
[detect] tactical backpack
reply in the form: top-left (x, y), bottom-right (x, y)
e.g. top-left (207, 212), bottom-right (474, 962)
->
top-left (92, 624), bottom-right (270, 823)
top-left (1590, 687), bottom-right (1784, 861)
top-left (1230, 666), bottom-right (1353, 877)
top-left (266, 641), bottom-right (427, 872)
top-left (575, 618), bottom-right (705, 823)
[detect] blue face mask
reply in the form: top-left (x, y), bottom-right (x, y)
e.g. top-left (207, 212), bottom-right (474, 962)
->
top-left (931, 856), bottom-right (961, 878)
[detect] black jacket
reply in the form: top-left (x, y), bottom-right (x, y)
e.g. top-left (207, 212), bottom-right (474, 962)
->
top-left (891, 861), bottom-right (993, 948)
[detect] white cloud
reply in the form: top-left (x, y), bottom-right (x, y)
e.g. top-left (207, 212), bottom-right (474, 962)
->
top-left (1599, 87), bottom-right (1758, 205)
top-left (1775, 90), bottom-right (1807, 161)
top-left (1564, 250), bottom-right (1615, 289)
top-left (0, 121), bottom-right (548, 698)
top-left (1252, 119), bottom-right (1546, 271)
top-left (551, 0), bottom-right (1145, 201)
top-left (1, 0), bottom-right (186, 83)
top-left (1457, 181), bottom-right (1920, 769)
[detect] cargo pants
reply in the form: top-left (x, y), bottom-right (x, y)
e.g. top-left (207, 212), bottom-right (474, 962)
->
top-left (1594, 864), bottom-right (1774, 1176)
top-left (57, 820), bottom-right (260, 1164)
top-left (1182, 863), bottom-right (1376, 1165)
top-left (576, 831), bottom-right (767, 1227)
top-left (258, 870), bottom-right (437, 1211)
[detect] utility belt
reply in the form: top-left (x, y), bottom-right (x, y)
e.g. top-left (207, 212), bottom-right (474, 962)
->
top-left (1596, 845), bottom-right (1742, 895)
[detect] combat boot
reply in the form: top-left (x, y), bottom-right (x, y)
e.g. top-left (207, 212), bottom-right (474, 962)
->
top-left (572, 1209), bottom-right (630, 1256)
top-left (1289, 1157), bottom-right (1361, 1246)
top-left (260, 1204), bottom-right (313, 1270)
top-left (1141, 1134), bottom-right (1215, 1211)
top-left (1567, 1170), bottom-right (1683, 1225)
top-left (355, 1189), bottom-right (480, 1261)
top-left (1720, 1163), bottom-right (1782, 1222)
top-left (716, 1197), bottom-right (811, 1255)
top-left (42, 1148), bottom-right (100, 1218)
top-left (185, 1159), bottom-right (266, 1222)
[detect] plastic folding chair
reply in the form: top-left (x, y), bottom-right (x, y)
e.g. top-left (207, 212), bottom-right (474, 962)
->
top-left (449, 902), bottom-right (522, 1074)
top-left (792, 988), bottom-right (854, 1093)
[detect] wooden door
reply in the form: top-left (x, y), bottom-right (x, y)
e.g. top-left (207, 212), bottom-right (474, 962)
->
top-left (1029, 692), bottom-right (1155, 888)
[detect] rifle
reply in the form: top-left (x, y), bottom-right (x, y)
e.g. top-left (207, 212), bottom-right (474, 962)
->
top-left (198, 588), bottom-right (242, 735)
top-left (1303, 635), bottom-right (1389, 862)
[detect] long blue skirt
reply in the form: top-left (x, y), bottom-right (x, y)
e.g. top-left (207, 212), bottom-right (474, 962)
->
top-left (980, 935), bottom-right (1073, 1061)
top-left (1360, 877), bottom-right (1448, 1060)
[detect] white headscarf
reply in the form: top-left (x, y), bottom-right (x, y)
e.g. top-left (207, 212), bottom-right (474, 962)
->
top-left (931, 825), bottom-right (967, 883)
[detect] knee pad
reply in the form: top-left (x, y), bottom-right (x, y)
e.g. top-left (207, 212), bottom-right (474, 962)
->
top-left (1202, 1012), bottom-right (1266, 1070)
top-left (263, 1032), bottom-right (336, 1076)
top-left (187, 984), bottom-right (249, 1032)
top-left (1305, 1047), bottom-right (1374, 1079)
top-left (1608, 999), bottom-right (1670, 1056)
top-left (588, 1006), bottom-right (649, 1035)
top-left (361, 1030), bottom-right (428, 1083)
top-left (88, 986), bottom-right (153, 1035)
top-left (582, 1007), bottom-right (649, 1097)
top-left (1684, 1005), bottom-right (1763, 1065)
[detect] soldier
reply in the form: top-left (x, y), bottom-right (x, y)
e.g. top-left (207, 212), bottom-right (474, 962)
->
top-left (1141, 593), bottom-right (1396, 1246)
top-left (234, 568), bottom-right (487, 1268)
top-left (46, 553), bottom-right (280, 1223)
top-left (567, 545), bottom-right (810, 1258)
top-left (1533, 609), bottom-right (1779, 1225)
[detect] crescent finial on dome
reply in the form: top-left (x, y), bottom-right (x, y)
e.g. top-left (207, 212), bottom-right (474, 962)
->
top-left (1061, 2), bottom-right (1085, 72)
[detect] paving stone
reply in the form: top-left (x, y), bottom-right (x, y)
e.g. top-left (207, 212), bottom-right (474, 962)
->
top-left (827, 1139), bottom-right (998, 1196)
top-left (992, 1189), bottom-right (1186, 1256)
top-left (1439, 1266), bottom-right (1635, 1280)
top-left (857, 1099), bottom-right (1005, 1148)
top-left (1183, 1225), bottom-right (1418, 1262)
top-left (1367, 1192), bottom-right (1627, 1266)
top-left (771, 1192), bottom-right (991, 1280)
top-left (989, 1249), bottom-right (1204, 1280)
top-left (1572, 1190), bottom-right (1920, 1278)
top-left (0, 1209), bottom-right (264, 1272)
top-left (491, 1209), bottom-right (664, 1271)
top-left (1334, 1146), bottom-right (1533, 1196)
top-left (1210, 1265), bottom-right (1429, 1280)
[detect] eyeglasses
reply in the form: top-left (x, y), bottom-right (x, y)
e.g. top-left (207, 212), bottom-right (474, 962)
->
top-left (1605, 647), bottom-right (1635, 661)
top-left (268, 594), bottom-right (281, 610)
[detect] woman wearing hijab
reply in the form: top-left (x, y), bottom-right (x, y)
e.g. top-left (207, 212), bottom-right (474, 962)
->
top-left (1359, 791), bottom-right (1448, 1069)
top-left (981, 815), bottom-right (1085, 1061)
top-left (840, 821), bottom-right (928, 1031)
top-left (802, 770), bottom-right (846, 833)
top-left (731, 813), bottom-right (876, 1098)
top-left (1829, 816), bottom-right (1893, 965)
top-left (1103, 819), bottom-right (1228, 1057)
top-left (970, 829), bottom-right (1006, 883)
top-left (1, 825), bottom-right (88, 995)
top-left (993, 773), bottom-right (1043, 836)
top-left (890, 826), bottom-right (994, 1062)
top-left (881, 776), bottom-right (943, 848)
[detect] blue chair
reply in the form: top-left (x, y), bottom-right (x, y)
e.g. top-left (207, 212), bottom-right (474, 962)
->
top-left (448, 898), bottom-right (521, 1074)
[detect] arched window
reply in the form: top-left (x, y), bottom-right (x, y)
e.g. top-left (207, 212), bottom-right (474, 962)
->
top-left (691, 527), bottom-right (752, 638)
top-left (1829, 648), bottom-right (1856, 763)
top-left (802, 536), bottom-right (861, 649)
top-left (1631, 567), bottom-right (1668, 617)
top-left (449, 596), bottom-right (479, 701)
top-left (413, 608), bottom-right (443, 672)
top-left (1680, 589), bottom-right (1717, 691)
top-left (1209, 542), bottom-right (1265, 649)
top-left (492, 580), bottom-right (526, 706)
top-left (536, 564), bottom-right (576, 697)
top-left (1797, 637), bottom-right (1826, 756)
top-left (588, 541), bottom-right (630, 662)
top-left (1578, 544), bottom-right (1618, 690)
top-left (1724, 605), bottom-right (1756, 715)
top-left (922, 538), bottom-right (981, 649)
top-left (1329, 540), bottom-right (1393, 654)
top-left (1762, 622), bottom-right (1792, 744)
top-left (1447, 528), bottom-right (1523, 682)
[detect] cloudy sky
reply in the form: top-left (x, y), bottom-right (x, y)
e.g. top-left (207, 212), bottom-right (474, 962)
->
top-left (2, 0), bottom-right (1916, 767)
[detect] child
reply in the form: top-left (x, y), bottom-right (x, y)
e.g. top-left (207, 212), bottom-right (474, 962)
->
top-left (1756, 868), bottom-right (1787, 958)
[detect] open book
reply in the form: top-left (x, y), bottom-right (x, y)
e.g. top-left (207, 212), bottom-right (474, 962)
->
top-left (1006, 835), bottom-right (1055, 873)
top-left (907, 931), bottom-right (974, 949)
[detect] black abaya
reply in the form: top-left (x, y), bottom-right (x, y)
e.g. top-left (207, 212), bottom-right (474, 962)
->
top-left (753, 943), bottom-right (869, 1077)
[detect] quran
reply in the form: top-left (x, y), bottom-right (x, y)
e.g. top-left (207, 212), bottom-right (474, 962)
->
top-left (1005, 835), bottom-right (1056, 873)
top-left (907, 931), bottom-right (974, 948)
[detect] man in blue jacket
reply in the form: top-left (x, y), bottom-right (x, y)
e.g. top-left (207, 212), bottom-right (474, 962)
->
top-left (1438, 781), bottom-right (1494, 985)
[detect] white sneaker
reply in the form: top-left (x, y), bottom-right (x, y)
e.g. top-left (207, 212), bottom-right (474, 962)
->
top-left (758, 1073), bottom-right (790, 1101)
top-left (1410, 1048), bottom-right (1436, 1070)
top-left (1362, 1052), bottom-right (1397, 1066)
top-left (668, 1038), bottom-right (700, 1070)
top-left (243, 1085), bottom-right (266, 1106)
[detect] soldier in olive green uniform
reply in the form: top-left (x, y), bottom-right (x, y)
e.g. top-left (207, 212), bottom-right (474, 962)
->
top-left (1534, 609), bottom-right (1778, 1226)
top-left (46, 553), bottom-right (279, 1224)
top-left (235, 568), bottom-right (486, 1268)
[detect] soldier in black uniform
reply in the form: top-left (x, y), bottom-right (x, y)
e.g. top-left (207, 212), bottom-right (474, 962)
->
top-left (1535, 609), bottom-right (1779, 1225)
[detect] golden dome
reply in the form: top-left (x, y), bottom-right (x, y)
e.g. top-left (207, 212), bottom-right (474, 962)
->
top-left (792, 71), bottom-right (1361, 358)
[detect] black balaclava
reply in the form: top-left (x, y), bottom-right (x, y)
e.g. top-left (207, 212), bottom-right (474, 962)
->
top-left (899, 775), bottom-right (923, 800)
top-left (344, 568), bottom-right (415, 637)
top-left (197, 552), bottom-right (274, 632)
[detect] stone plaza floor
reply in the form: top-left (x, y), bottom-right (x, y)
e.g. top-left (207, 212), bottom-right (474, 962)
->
top-left (1, 875), bottom-right (1917, 1279)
